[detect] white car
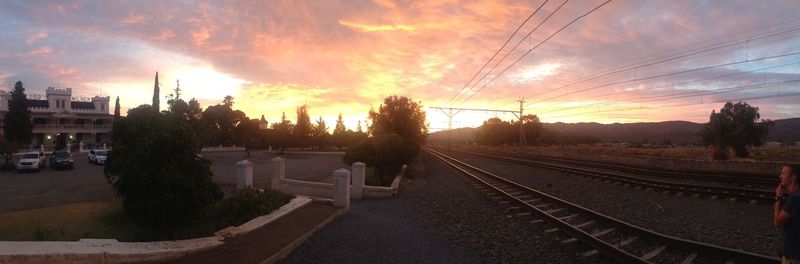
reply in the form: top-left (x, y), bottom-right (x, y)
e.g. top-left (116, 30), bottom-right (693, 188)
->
top-left (88, 150), bottom-right (108, 165)
top-left (17, 152), bottom-right (46, 172)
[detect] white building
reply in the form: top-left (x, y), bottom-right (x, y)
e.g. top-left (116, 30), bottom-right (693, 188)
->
top-left (0, 87), bottom-right (112, 149)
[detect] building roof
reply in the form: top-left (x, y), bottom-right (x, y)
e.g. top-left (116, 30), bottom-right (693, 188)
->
top-left (26, 100), bottom-right (49, 108)
top-left (71, 101), bottom-right (95, 110)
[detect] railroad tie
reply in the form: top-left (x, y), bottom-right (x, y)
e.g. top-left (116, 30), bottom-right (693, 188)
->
top-left (574, 220), bottom-right (595, 228)
top-left (680, 253), bottom-right (698, 264)
top-left (533, 203), bottom-right (550, 208)
top-left (523, 198), bottom-right (541, 203)
top-left (642, 246), bottom-right (667, 261)
top-left (583, 236), bottom-right (638, 257)
top-left (559, 237), bottom-right (578, 244)
top-left (558, 214), bottom-right (580, 220)
top-left (530, 219), bottom-right (544, 224)
top-left (517, 212), bottom-right (532, 217)
top-left (591, 228), bottom-right (616, 237)
top-left (544, 228), bottom-right (559, 233)
top-left (544, 208), bottom-right (566, 214)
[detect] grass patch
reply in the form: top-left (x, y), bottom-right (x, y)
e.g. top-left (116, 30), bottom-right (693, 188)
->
top-left (0, 199), bottom-right (144, 241)
top-left (0, 189), bottom-right (294, 242)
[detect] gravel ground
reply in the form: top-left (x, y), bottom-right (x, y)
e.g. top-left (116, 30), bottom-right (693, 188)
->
top-left (440, 149), bottom-right (781, 257)
top-left (282, 153), bottom-right (610, 264)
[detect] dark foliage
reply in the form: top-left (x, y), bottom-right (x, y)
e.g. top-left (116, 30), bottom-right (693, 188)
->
top-left (3, 81), bottom-right (34, 144)
top-left (105, 105), bottom-right (222, 230)
top-left (702, 101), bottom-right (772, 159)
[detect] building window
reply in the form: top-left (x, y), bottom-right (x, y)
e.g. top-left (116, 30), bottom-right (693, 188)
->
top-left (101, 103), bottom-right (105, 111)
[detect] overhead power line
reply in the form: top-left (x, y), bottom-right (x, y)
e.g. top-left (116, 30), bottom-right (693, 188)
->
top-left (452, 0), bottom-right (568, 106)
top-left (454, 0), bottom-right (613, 107)
top-left (445, 0), bottom-right (551, 105)
top-left (526, 50), bottom-right (800, 106)
top-left (525, 25), bottom-right (800, 104)
top-left (541, 81), bottom-right (800, 120)
top-left (536, 60), bottom-right (800, 115)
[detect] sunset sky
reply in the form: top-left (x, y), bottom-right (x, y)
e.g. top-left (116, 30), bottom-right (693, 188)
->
top-left (1, 0), bottom-right (799, 131)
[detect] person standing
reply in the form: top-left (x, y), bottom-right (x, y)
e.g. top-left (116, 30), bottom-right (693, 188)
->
top-left (775, 164), bottom-right (800, 263)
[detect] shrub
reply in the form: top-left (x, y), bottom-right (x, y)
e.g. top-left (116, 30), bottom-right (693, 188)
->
top-left (105, 106), bottom-right (222, 231)
top-left (213, 188), bottom-right (293, 227)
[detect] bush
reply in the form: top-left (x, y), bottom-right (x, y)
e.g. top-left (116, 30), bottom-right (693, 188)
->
top-left (343, 138), bottom-right (376, 166)
top-left (343, 133), bottom-right (418, 185)
top-left (105, 106), bottom-right (222, 231)
top-left (213, 188), bottom-right (293, 227)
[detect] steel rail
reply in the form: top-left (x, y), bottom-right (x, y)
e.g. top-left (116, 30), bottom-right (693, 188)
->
top-left (426, 147), bottom-right (779, 263)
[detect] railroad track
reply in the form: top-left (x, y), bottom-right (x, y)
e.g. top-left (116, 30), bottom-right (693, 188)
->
top-left (443, 148), bottom-right (775, 204)
top-left (426, 147), bottom-right (779, 264)
top-left (455, 148), bottom-right (777, 189)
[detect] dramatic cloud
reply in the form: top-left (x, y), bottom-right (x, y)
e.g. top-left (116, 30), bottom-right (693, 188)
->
top-left (0, 0), bottom-right (798, 129)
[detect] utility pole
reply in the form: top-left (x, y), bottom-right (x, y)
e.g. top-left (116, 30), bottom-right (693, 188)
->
top-left (515, 97), bottom-right (526, 153)
top-left (430, 105), bottom-right (521, 151)
top-left (435, 107), bottom-right (462, 150)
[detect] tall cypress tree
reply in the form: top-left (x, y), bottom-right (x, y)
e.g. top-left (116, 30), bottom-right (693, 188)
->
top-left (152, 72), bottom-right (160, 111)
top-left (114, 96), bottom-right (121, 121)
top-left (3, 81), bottom-right (34, 144)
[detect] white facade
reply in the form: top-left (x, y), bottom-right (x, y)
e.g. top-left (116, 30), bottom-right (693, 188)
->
top-left (0, 87), bottom-right (112, 150)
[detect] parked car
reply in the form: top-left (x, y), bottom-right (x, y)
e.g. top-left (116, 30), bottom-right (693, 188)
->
top-left (50, 150), bottom-right (74, 169)
top-left (88, 150), bottom-right (107, 165)
top-left (17, 152), bottom-right (46, 172)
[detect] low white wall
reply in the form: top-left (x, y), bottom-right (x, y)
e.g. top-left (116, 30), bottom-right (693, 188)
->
top-left (361, 164), bottom-right (406, 198)
top-left (280, 179), bottom-right (335, 198)
top-left (0, 197), bottom-right (313, 264)
top-left (201, 146), bottom-right (245, 153)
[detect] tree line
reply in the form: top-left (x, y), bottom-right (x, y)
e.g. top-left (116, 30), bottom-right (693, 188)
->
top-left (471, 115), bottom-right (599, 146)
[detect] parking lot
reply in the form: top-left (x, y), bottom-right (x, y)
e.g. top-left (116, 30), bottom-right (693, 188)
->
top-left (0, 151), bottom-right (347, 213)
top-left (0, 153), bottom-right (113, 213)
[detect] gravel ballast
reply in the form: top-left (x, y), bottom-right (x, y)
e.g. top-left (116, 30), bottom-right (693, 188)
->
top-left (281, 153), bottom-right (603, 264)
top-left (440, 149), bottom-right (781, 257)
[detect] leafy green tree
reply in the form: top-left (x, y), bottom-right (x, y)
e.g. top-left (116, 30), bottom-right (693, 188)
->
top-left (331, 113), bottom-right (348, 150)
top-left (293, 105), bottom-right (312, 149)
top-left (223, 95), bottom-right (234, 108)
top-left (105, 105), bottom-right (222, 230)
top-left (271, 112), bottom-right (293, 153)
top-left (521, 114), bottom-right (543, 145)
top-left (342, 138), bottom-right (375, 168)
top-left (168, 98), bottom-right (189, 119)
top-left (203, 102), bottom-right (246, 146)
top-left (368, 96), bottom-right (427, 144)
top-left (234, 117), bottom-right (261, 157)
top-left (3, 81), bottom-right (34, 145)
top-left (345, 96), bottom-right (427, 180)
top-left (187, 98), bottom-right (203, 120)
top-left (475, 118), bottom-right (515, 145)
top-left (310, 117), bottom-right (330, 150)
top-left (701, 101), bottom-right (772, 159)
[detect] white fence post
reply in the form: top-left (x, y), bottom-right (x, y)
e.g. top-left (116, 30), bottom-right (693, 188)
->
top-left (352, 162), bottom-right (365, 199)
top-left (333, 168), bottom-right (351, 209)
top-left (236, 160), bottom-right (253, 190)
top-left (271, 157), bottom-right (285, 192)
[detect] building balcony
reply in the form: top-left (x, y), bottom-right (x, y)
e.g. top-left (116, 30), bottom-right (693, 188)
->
top-left (32, 124), bottom-right (112, 133)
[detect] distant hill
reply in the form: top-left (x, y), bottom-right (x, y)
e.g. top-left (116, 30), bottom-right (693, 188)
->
top-left (428, 118), bottom-right (800, 145)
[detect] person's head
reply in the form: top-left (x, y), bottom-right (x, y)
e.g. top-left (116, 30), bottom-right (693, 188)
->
top-left (780, 164), bottom-right (800, 187)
